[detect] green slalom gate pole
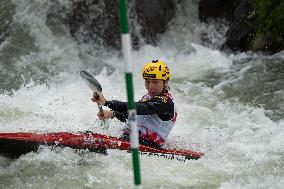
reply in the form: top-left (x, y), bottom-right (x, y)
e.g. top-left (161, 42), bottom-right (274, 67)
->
top-left (118, 0), bottom-right (142, 188)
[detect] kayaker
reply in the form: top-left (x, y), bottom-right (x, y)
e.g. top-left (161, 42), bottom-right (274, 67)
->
top-left (91, 60), bottom-right (177, 149)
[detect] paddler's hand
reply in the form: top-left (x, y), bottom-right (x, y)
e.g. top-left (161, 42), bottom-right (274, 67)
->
top-left (97, 110), bottom-right (114, 120)
top-left (91, 92), bottom-right (106, 105)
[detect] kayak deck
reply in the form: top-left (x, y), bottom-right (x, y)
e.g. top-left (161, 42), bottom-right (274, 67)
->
top-left (0, 132), bottom-right (204, 161)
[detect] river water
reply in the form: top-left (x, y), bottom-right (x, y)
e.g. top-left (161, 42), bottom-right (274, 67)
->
top-left (0, 0), bottom-right (284, 188)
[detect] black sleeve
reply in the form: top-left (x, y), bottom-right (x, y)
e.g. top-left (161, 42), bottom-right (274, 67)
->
top-left (136, 95), bottom-right (174, 121)
top-left (112, 111), bottom-right (127, 122)
top-left (104, 95), bottom-right (174, 122)
top-left (105, 100), bottom-right (128, 122)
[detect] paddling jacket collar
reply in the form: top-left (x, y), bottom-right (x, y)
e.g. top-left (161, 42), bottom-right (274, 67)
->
top-left (104, 92), bottom-right (176, 123)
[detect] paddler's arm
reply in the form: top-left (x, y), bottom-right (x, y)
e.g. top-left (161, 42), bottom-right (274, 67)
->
top-left (104, 100), bottom-right (128, 122)
top-left (105, 95), bottom-right (174, 115)
top-left (136, 95), bottom-right (174, 121)
top-left (104, 98), bottom-right (174, 122)
top-left (91, 92), bottom-right (128, 122)
top-left (96, 109), bottom-right (127, 122)
top-left (91, 92), bottom-right (174, 122)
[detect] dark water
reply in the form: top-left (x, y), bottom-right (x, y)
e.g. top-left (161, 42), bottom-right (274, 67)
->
top-left (0, 0), bottom-right (284, 188)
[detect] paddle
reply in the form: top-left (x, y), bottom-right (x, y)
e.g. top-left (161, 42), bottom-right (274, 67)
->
top-left (80, 71), bottom-right (108, 129)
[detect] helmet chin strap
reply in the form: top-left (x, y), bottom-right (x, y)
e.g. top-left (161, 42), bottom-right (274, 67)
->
top-left (163, 81), bottom-right (170, 92)
top-left (163, 86), bottom-right (170, 92)
top-left (164, 79), bottom-right (170, 91)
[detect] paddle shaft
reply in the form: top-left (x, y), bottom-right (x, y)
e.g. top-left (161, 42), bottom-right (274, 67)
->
top-left (93, 92), bottom-right (108, 128)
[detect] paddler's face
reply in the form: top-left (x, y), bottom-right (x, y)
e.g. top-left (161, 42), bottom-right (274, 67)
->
top-left (145, 79), bottom-right (165, 97)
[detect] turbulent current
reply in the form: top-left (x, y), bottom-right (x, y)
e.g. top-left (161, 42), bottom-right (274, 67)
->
top-left (0, 0), bottom-right (284, 188)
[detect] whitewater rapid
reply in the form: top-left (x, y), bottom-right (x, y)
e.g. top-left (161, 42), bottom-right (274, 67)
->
top-left (1, 0), bottom-right (284, 188)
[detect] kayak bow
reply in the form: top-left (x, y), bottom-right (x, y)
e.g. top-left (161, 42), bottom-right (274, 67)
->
top-left (0, 132), bottom-right (203, 161)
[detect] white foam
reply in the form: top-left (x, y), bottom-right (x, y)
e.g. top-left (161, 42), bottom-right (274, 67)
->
top-left (1, 0), bottom-right (284, 188)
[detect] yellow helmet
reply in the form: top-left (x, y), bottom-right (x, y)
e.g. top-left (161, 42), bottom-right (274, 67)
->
top-left (142, 60), bottom-right (170, 80)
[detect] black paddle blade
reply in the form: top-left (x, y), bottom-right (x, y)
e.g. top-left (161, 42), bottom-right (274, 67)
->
top-left (80, 71), bottom-right (102, 92)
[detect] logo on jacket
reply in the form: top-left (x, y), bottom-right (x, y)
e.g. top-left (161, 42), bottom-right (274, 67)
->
top-left (154, 95), bottom-right (168, 103)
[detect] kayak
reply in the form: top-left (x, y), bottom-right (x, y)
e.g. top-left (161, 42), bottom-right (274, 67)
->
top-left (0, 132), bottom-right (204, 162)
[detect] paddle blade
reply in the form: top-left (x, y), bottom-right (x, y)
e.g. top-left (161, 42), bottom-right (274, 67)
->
top-left (80, 71), bottom-right (102, 92)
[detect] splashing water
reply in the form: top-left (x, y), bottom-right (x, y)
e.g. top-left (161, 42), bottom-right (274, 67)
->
top-left (0, 0), bottom-right (284, 188)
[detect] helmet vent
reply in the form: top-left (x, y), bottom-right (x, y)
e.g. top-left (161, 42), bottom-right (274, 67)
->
top-left (152, 60), bottom-right (158, 63)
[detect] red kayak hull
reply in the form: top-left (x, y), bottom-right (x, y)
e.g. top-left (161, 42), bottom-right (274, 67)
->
top-left (0, 132), bottom-right (204, 161)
